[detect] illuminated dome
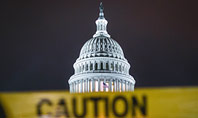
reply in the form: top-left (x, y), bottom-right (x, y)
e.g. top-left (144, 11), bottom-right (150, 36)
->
top-left (79, 36), bottom-right (125, 60)
top-left (68, 3), bottom-right (135, 93)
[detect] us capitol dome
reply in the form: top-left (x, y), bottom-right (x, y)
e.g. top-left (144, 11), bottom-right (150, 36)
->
top-left (68, 3), bottom-right (135, 93)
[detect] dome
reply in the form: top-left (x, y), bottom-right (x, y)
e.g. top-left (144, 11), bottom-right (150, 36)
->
top-left (68, 2), bottom-right (135, 93)
top-left (78, 36), bottom-right (125, 60)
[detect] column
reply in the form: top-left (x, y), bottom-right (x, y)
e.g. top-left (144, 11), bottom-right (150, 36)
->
top-left (74, 82), bottom-right (76, 93)
top-left (99, 61), bottom-right (102, 70)
top-left (109, 61), bottom-right (111, 71)
top-left (79, 64), bottom-right (81, 73)
top-left (82, 80), bottom-right (84, 93)
top-left (76, 81), bottom-right (79, 93)
top-left (80, 80), bottom-right (83, 93)
top-left (83, 80), bottom-right (85, 93)
top-left (70, 83), bottom-right (72, 93)
top-left (110, 79), bottom-right (112, 92)
top-left (131, 83), bottom-right (133, 91)
top-left (125, 81), bottom-right (127, 91)
top-left (76, 65), bottom-right (78, 73)
top-left (71, 83), bottom-right (73, 93)
top-left (98, 79), bottom-right (100, 92)
top-left (87, 79), bottom-right (89, 92)
top-left (128, 82), bottom-right (130, 91)
top-left (116, 79), bottom-right (119, 91)
top-left (69, 84), bottom-right (71, 93)
top-left (98, 61), bottom-right (101, 70)
top-left (113, 79), bottom-right (116, 92)
top-left (108, 79), bottom-right (110, 92)
top-left (121, 80), bottom-right (123, 92)
top-left (114, 79), bottom-right (116, 92)
top-left (104, 79), bottom-right (106, 92)
top-left (117, 63), bottom-right (119, 72)
top-left (124, 65), bottom-right (126, 74)
top-left (128, 82), bottom-right (131, 91)
top-left (78, 81), bottom-right (80, 92)
top-left (94, 61), bottom-right (96, 70)
top-left (132, 84), bottom-right (134, 91)
top-left (118, 79), bottom-right (120, 92)
top-left (84, 80), bottom-right (87, 92)
top-left (72, 83), bottom-right (74, 93)
top-left (92, 79), bottom-right (95, 92)
top-left (114, 63), bottom-right (116, 72)
top-left (78, 65), bottom-right (80, 73)
top-left (88, 62), bottom-right (90, 71)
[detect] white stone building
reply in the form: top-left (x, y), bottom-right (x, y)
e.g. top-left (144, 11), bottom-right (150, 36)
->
top-left (68, 3), bottom-right (135, 93)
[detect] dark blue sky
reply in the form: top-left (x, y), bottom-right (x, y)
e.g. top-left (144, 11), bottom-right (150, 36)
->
top-left (0, 0), bottom-right (197, 91)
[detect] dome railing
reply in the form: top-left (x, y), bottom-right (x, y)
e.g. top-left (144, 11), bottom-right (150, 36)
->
top-left (74, 70), bottom-right (128, 75)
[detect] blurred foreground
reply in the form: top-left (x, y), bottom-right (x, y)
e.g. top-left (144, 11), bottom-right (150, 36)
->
top-left (0, 87), bottom-right (197, 118)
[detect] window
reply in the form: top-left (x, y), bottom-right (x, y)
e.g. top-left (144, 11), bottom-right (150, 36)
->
top-left (106, 63), bottom-right (109, 70)
top-left (86, 64), bottom-right (88, 71)
top-left (115, 64), bottom-right (118, 71)
top-left (90, 63), bottom-right (93, 70)
top-left (101, 62), bottom-right (103, 70)
top-left (95, 63), bottom-right (98, 70)
top-left (119, 65), bottom-right (121, 72)
top-left (122, 66), bottom-right (124, 72)
top-left (82, 65), bottom-right (84, 72)
top-left (111, 63), bottom-right (114, 70)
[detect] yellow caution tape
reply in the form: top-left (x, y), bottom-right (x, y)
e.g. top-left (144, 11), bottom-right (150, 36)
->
top-left (0, 87), bottom-right (197, 118)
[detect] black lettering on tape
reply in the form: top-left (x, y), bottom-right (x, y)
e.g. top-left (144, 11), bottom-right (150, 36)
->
top-left (103, 97), bottom-right (109, 117)
top-left (57, 98), bottom-right (70, 117)
top-left (37, 99), bottom-right (52, 116)
top-left (72, 97), bottom-right (87, 117)
top-left (90, 97), bottom-right (102, 117)
top-left (0, 103), bottom-right (6, 118)
top-left (112, 96), bottom-right (128, 117)
top-left (132, 95), bottom-right (147, 116)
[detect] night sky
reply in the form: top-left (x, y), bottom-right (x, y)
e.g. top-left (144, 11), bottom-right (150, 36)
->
top-left (0, 0), bottom-right (197, 91)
